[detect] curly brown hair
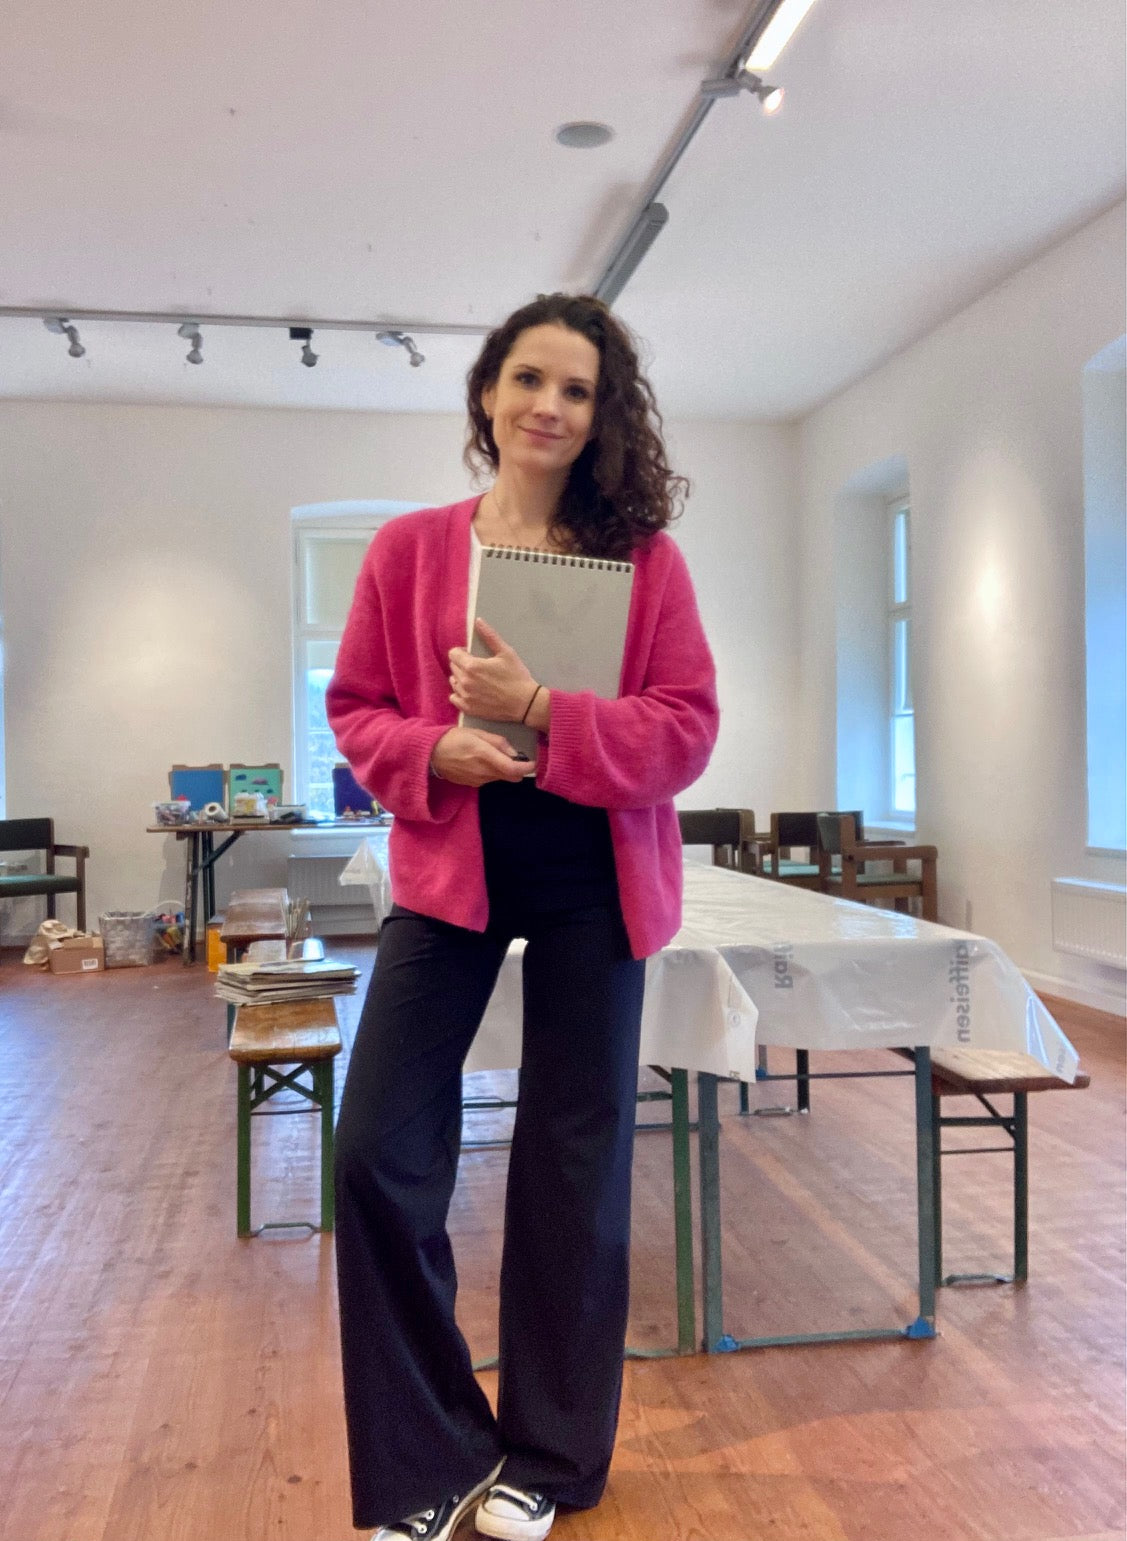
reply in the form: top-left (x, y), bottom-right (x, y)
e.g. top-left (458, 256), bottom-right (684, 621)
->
top-left (464, 293), bottom-right (687, 561)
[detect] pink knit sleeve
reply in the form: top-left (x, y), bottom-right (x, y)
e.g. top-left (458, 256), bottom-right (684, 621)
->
top-left (325, 544), bottom-right (459, 825)
top-left (536, 539), bottom-right (719, 810)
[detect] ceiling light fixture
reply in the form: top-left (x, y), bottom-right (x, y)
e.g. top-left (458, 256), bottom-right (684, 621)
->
top-left (377, 329), bottom-right (425, 368)
top-left (592, 0), bottom-right (820, 307)
top-left (177, 321), bottom-right (203, 364)
top-left (289, 326), bottom-right (319, 366)
top-left (743, 0), bottom-right (819, 71)
top-left (700, 68), bottom-right (784, 113)
top-left (43, 316), bottom-right (86, 358)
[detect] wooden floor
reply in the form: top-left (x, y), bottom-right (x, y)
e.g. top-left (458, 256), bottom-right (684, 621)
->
top-left (0, 945), bottom-right (1123, 1541)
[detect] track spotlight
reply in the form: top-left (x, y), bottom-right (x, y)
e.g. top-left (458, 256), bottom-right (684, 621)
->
top-left (44, 316), bottom-right (86, 358)
top-left (700, 68), bottom-right (784, 113)
top-left (377, 330), bottom-right (425, 368)
top-left (177, 321), bottom-right (203, 364)
top-left (289, 326), bottom-right (319, 366)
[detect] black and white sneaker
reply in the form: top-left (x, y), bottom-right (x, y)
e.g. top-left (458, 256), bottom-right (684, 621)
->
top-left (475, 1482), bottom-right (556, 1540)
top-left (372, 1459), bottom-right (504, 1541)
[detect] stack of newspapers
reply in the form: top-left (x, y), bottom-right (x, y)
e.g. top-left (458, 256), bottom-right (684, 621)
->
top-left (215, 957), bottom-right (360, 1006)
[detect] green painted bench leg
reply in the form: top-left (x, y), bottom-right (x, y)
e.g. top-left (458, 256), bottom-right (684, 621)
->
top-left (670, 1068), bottom-right (695, 1355)
top-left (319, 1059), bottom-right (336, 1233)
top-left (237, 1062), bottom-right (252, 1238)
top-left (932, 1090), bottom-right (943, 1288)
top-left (1014, 1092), bottom-right (1028, 1284)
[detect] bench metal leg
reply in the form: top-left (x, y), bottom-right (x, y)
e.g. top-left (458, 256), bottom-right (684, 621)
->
top-left (796, 1049), bottom-right (811, 1114)
top-left (237, 1063), bottom-right (252, 1238)
top-left (318, 1059), bottom-right (336, 1233)
top-left (1014, 1092), bottom-right (1028, 1284)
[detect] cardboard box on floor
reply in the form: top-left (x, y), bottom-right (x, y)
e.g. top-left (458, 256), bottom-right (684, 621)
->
top-left (48, 935), bottom-right (105, 975)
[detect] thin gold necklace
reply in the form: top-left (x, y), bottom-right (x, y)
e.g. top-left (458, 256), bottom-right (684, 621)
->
top-left (484, 489), bottom-right (560, 551)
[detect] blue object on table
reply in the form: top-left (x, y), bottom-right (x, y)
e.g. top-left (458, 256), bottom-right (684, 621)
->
top-left (333, 763), bottom-right (373, 817)
top-left (169, 765), bottom-right (226, 810)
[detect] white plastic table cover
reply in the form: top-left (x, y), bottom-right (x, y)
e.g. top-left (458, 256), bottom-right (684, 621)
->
top-left (341, 842), bottom-right (1078, 1084)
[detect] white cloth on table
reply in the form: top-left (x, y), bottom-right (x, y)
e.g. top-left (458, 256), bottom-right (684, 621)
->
top-left (343, 842), bottom-right (1078, 1083)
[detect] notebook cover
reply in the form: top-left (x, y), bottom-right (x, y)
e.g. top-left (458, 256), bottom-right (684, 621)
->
top-left (461, 544), bottom-right (635, 759)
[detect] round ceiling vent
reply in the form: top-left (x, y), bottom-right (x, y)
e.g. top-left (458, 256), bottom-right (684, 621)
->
top-left (555, 121), bottom-right (614, 149)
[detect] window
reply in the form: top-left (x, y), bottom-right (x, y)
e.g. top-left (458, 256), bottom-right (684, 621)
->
top-left (291, 501), bottom-right (425, 816)
top-left (889, 501), bottom-right (916, 818)
top-left (1083, 337), bottom-right (1126, 853)
top-left (834, 454), bottom-right (914, 829)
top-left (293, 528), bottom-right (374, 816)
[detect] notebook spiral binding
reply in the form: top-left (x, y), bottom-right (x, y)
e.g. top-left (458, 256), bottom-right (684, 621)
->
top-left (482, 544), bottom-right (634, 574)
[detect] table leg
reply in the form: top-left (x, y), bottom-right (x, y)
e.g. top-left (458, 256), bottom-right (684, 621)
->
top-left (697, 1073), bottom-right (733, 1352)
top-left (188, 835), bottom-right (201, 964)
top-left (180, 833), bottom-right (196, 965)
top-left (908, 1047), bottom-right (938, 1337)
top-left (670, 1069), bottom-right (695, 1355)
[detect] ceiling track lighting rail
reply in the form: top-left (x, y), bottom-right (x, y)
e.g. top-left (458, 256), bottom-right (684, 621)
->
top-left (3, 305), bottom-right (489, 368)
top-left (593, 0), bottom-right (816, 307)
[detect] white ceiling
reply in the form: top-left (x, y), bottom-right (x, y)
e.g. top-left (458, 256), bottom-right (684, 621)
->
top-left (2, 0), bottom-right (1124, 420)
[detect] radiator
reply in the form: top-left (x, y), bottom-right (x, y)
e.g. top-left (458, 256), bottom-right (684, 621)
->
top-left (286, 853), bottom-right (378, 937)
top-left (1051, 879), bottom-right (1127, 969)
top-left (288, 854), bottom-right (352, 907)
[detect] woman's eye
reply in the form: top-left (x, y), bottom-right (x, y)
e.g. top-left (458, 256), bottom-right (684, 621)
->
top-left (515, 371), bottom-right (538, 386)
top-left (566, 386), bottom-right (591, 401)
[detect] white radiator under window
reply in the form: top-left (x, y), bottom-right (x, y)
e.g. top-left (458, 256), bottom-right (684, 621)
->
top-left (1051, 879), bottom-right (1127, 969)
top-left (288, 853), bottom-right (376, 935)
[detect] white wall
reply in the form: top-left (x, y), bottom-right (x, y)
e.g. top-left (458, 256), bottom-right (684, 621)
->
top-left (0, 403), bottom-right (797, 934)
top-left (797, 202), bottom-right (1127, 1011)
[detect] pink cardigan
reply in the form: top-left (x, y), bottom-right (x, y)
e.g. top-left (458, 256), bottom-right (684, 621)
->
top-left (326, 496), bottom-right (719, 958)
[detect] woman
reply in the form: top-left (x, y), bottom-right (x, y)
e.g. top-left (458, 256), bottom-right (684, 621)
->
top-left (327, 293), bottom-right (718, 1541)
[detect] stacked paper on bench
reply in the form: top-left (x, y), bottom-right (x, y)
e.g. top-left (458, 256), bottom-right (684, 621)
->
top-left (215, 957), bottom-right (360, 1005)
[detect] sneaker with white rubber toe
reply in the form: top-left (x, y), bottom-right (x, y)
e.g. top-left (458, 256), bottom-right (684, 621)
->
top-left (371, 1459), bottom-right (504, 1541)
top-left (474, 1482), bottom-right (556, 1541)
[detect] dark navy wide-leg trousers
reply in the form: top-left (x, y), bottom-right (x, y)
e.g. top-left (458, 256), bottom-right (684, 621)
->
top-left (334, 897), bottom-right (646, 1530)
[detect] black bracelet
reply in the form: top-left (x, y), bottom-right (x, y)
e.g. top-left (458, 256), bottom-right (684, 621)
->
top-left (520, 684), bottom-right (542, 724)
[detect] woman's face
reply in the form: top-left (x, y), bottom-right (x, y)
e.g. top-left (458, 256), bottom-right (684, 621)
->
top-left (481, 323), bottom-right (599, 479)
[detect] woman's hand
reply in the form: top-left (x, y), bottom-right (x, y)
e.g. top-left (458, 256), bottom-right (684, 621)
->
top-left (429, 726), bottom-right (528, 786)
top-left (449, 620), bottom-right (537, 724)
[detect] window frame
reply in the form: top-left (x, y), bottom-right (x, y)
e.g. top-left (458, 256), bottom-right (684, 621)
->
top-left (887, 498), bottom-right (916, 821)
top-left (292, 523), bottom-right (380, 815)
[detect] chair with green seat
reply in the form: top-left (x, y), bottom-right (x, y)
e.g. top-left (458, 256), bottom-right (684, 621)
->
top-left (0, 819), bottom-right (89, 941)
top-left (816, 811), bottom-right (937, 921)
top-left (759, 811), bottom-right (827, 890)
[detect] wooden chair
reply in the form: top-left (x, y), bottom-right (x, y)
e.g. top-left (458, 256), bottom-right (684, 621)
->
top-left (676, 808), bottom-right (761, 874)
top-left (0, 818), bottom-right (89, 935)
top-left (759, 811), bottom-right (827, 890)
top-left (817, 812), bottom-right (938, 921)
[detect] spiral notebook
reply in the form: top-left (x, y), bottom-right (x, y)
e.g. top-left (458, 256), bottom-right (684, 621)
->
top-left (461, 541), bottom-right (636, 760)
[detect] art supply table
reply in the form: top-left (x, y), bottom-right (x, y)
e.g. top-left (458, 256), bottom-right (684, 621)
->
top-left (146, 818), bottom-right (387, 963)
top-left (346, 842), bottom-right (1078, 1354)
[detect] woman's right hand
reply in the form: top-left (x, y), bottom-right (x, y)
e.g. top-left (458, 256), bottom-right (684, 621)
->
top-left (429, 727), bottom-right (529, 786)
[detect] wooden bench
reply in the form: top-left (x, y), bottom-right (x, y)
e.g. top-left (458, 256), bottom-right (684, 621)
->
top-left (923, 1047), bottom-right (1091, 1286)
top-left (228, 995), bottom-right (341, 1238)
top-left (220, 887), bottom-right (290, 960)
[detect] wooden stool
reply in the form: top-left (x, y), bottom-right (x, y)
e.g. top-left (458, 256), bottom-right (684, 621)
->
top-left (925, 1047), bottom-right (1090, 1285)
top-left (228, 998), bottom-right (341, 1238)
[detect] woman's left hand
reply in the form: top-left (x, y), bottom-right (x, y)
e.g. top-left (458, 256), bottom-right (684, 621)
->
top-left (449, 620), bottom-right (538, 723)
